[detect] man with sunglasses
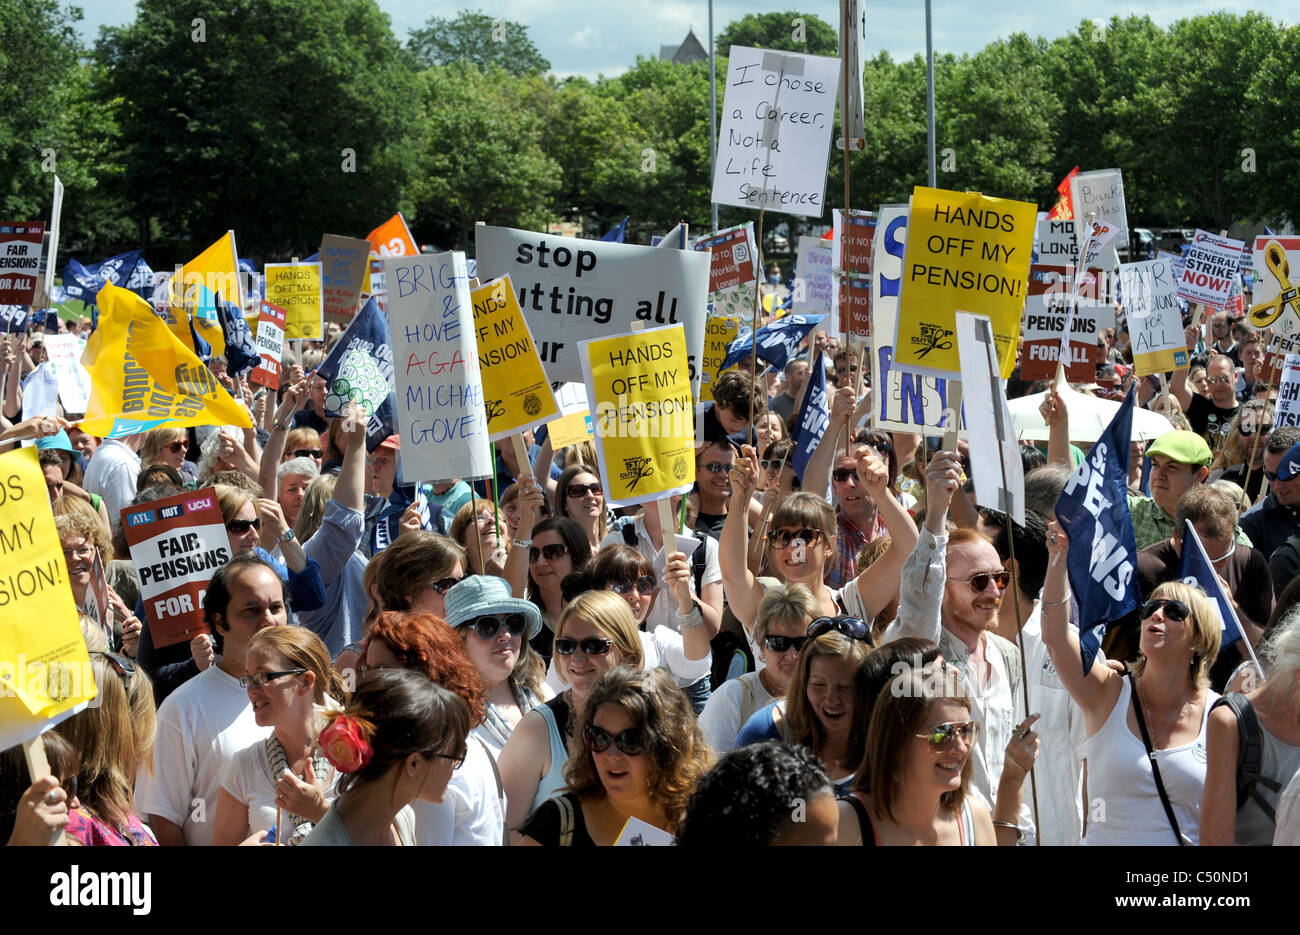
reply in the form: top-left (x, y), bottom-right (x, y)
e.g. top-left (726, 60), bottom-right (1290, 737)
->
top-left (1172, 353), bottom-right (1239, 446)
top-left (1241, 429), bottom-right (1300, 562)
top-left (692, 441), bottom-right (739, 541)
top-left (881, 448), bottom-right (1024, 813)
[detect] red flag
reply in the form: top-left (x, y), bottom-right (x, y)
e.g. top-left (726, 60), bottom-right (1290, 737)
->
top-left (1047, 167), bottom-right (1079, 220)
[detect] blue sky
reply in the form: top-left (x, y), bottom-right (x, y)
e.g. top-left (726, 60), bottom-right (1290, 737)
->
top-left (75, 1), bottom-right (1291, 80)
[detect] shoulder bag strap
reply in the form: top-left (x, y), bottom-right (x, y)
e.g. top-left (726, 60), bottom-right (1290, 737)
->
top-left (1129, 673), bottom-right (1188, 846)
top-left (555, 794), bottom-right (575, 848)
top-left (477, 735), bottom-right (510, 847)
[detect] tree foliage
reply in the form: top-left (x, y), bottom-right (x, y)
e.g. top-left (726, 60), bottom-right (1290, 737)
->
top-left (408, 9), bottom-right (550, 76)
top-left (716, 11), bottom-right (839, 58)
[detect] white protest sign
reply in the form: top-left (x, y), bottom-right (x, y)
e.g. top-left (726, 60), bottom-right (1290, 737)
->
top-left (1121, 258), bottom-right (1189, 376)
top-left (956, 312), bottom-right (1023, 526)
top-left (1069, 169), bottom-right (1127, 255)
top-left (386, 252), bottom-right (491, 483)
top-left (793, 235), bottom-right (833, 319)
top-left (1275, 354), bottom-right (1300, 429)
top-left (1177, 229), bottom-right (1244, 309)
top-left (711, 46), bottom-right (840, 217)
top-left (41, 333), bottom-right (90, 414)
top-left (868, 204), bottom-right (963, 436)
top-left (474, 226), bottom-right (709, 394)
top-left (20, 364), bottom-right (60, 427)
top-left (44, 176), bottom-right (64, 297)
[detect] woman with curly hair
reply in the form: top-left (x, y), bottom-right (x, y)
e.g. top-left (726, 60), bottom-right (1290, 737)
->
top-left (519, 666), bottom-right (711, 845)
top-left (361, 611), bottom-right (507, 846)
top-left (303, 668), bottom-right (470, 846)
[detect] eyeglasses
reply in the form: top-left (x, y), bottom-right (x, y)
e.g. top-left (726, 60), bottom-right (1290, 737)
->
top-left (62, 544), bottom-right (95, 560)
top-left (1207, 375), bottom-right (1234, 386)
top-left (292, 448), bottom-right (324, 460)
top-left (428, 575), bottom-right (465, 595)
top-left (239, 668), bottom-right (307, 690)
top-left (554, 636), bottom-right (614, 656)
top-left (947, 571), bottom-right (1011, 592)
top-left (608, 575), bottom-right (657, 597)
top-left (1238, 422), bottom-right (1273, 437)
top-left (585, 724), bottom-right (646, 756)
top-left (807, 616), bottom-right (871, 642)
top-left (227, 518), bottom-right (261, 534)
top-left (831, 467), bottom-right (859, 483)
top-left (528, 543), bottom-right (569, 562)
top-left (166, 440), bottom-right (186, 454)
top-left (767, 527), bottom-right (822, 549)
top-left (702, 461), bottom-right (732, 474)
top-left (1264, 470), bottom-right (1279, 482)
top-left (763, 634), bottom-right (808, 654)
top-left (464, 613), bottom-right (527, 639)
top-left (566, 483), bottom-right (603, 499)
top-left (915, 720), bottom-right (980, 747)
top-left (1140, 598), bottom-right (1190, 622)
top-left (430, 747), bottom-right (467, 770)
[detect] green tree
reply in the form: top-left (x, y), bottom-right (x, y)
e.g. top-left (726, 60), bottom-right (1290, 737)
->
top-left (409, 9), bottom-right (549, 76)
top-left (410, 63), bottom-right (560, 249)
top-left (1249, 22), bottom-right (1300, 226)
top-left (716, 11), bottom-right (838, 58)
top-left (97, 0), bottom-right (421, 258)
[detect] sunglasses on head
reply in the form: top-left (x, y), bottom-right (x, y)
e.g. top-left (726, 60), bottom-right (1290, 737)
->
top-left (554, 636), bottom-right (614, 656)
top-left (227, 518), bottom-right (261, 534)
top-left (292, 448), bottom-right (324, 459)
top-left (166, 440), bottom-right (186, 454)
top-left (947, 570), bottom-right (1011, 592)
top-left (767, 527), bottom-right (822, 549)
top-left (528, 543), bottom-right (569, 562)
top-left (608, 575), bottom-right (656, 597)
top-left (464, 613), bottom-right (528, 639)
top-left (915, 720), bottom-right (980, 747)
top-left (1140, 598), bottom-right (1190, 622)
top-left (91, 651), bottom-right (134, 684)
top-left (702, 461), bottom-right (732, 474)
top-left (807, 616), bottom-right (871, 642)
top-left (428, 575), bottom-right (465, 595)
top-left (763, 634), bottom-right (808, 654)
top-left (585, 724), bottom-right (646, 756)
top-left (567, 482), bottom-right (603, 499)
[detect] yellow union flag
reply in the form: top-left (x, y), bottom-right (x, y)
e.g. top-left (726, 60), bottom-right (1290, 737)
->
top-left (895, 187), bottom-right (1037, 378)
top-left (580, 324), bottom-right (696, 507)
top-left (79, 282), bottom-right (253, 439)
top-left (0, 447), bottom-right (96, 750)
top-left (175, 231), bottom-right (242, 356)
top-left (470, 276), bottom-right (559, 441)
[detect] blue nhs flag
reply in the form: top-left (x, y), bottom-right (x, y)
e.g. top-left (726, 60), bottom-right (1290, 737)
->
top-left (1054, 386), bottom-right (1139, 675)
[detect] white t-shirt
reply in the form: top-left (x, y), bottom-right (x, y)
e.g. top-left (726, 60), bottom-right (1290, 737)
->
top-left (220, 740), bottom-right (339, 841)
top-left (544, 627), bottom-right (711, 693)
top-left (598, 517), bottom-right (723, 636)
top-left (410, 736), bottom-right (504, 847)
top-left (699, 672), bottom-right (777, 753)
top-left (136, 665), bottom-right (269, 846)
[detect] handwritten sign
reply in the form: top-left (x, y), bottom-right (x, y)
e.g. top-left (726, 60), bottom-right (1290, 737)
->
top-left (42, 333), bottom-right (90, 414)
top-left (1120, 258), bottom-right (1188, 376)
top-left (266, 261), bottom-right (323, 340)
top-left (711, 46), bottom-right (840, 217)
top-left (1069, 169), bottom-right (1128, 255)
top-left (894, 186), bottom-right (1036, 378)
top-left (793, 235), bottom-right (833, 319)
top-left (580, 324), bottom-right (696, 507)
top-left (249, 300), bottom-right (287, 389)
top-left (387, 252), bottom-right (491, 482)
top-left (470, 275), bottom-right (559, 441)
top-left (0, 221), bottom-right (44, 306)
top-left (318, 234), bottom-right (371, 327)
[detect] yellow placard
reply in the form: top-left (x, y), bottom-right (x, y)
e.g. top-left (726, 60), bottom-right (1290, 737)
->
top-left (700, 315), bottom-right (742, 403)
top-left (895, 187), bottom-right (1037, 378)
top-left (79, 283), bottom-right (254, 439)
top-left (266, 262), bottom-right (324, 340)
top-left (177, 231), bottom-right (241, 356)
top-left (470, 276), bottom-right (560, 441)
top-left (548, 410), bottom-right (594, 448)
top-left (0, 447), bottom-right (96, 747)
top-left (581, 324), bottom-right (696, 507)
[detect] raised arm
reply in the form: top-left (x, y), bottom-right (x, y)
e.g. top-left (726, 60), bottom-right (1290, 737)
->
top-left (802, 385), bottom-right (855, 500)
top-left (1039, 386), bottom-right (1071, 468)
top-left (880, 450), bottom-right (960, 644)
top-left (332, 404), bottom-right (367, 513)
top-left (1170, 358), bottom-right (1193, 413)
top-left (504, 476), bottom-right (545, 597)
top-left (260, 379), bottom-right (306, 495)
top-left (850, 445), bottom-right (918, 620)
top-left (718, 444), bottom-right (764, 631)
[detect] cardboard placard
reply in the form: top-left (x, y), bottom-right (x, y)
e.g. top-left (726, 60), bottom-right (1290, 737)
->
top-left (266, 262), bottom-right (323, 341)
top-left (1120, 258), bottom-right (1189, 376)
top-left (470, 275), bottom-right (560, 442)
top-left (318, 234), bottom-right (371, 327)
top-left (700, 315), bottom-right (742, 402)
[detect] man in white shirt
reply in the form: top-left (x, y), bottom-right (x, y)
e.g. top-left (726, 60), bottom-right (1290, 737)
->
top-left (137, 554), bottom-right (285, 845)
top-left (82, 433), bottom-right (144, 523)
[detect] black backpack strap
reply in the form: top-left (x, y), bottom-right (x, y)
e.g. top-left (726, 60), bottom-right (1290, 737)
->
top-left (1129, 673), bottom-right (1188, 846)
top-left (840, 793), bottom-right (875, 846)
top-left (1211, 692), bottom-right (1279, 822)
top-left (691, 530), bottom-right (707, 596)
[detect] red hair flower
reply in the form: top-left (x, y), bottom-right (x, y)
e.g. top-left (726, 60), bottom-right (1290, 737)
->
top-left (319, 715), bottom-right (373, 773)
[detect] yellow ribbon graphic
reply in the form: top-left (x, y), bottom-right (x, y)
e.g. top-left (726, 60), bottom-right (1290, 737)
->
top-left (1249, 240), bottom-right (1300, 328)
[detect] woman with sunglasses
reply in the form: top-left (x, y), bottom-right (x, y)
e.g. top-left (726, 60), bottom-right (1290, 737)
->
top-left (556, 463), bottom-right (608, 551)
top-left (499, 591), bottom-right (643, 844)
top-left (837, 668), bottom-right (997, 845)
top-left (735, 618), bottom-right (874, 791)
top-left (700, 583), bottom-right (818, 752)
top-left (55, 651), bottom-right (159, 846)
top-left (139, 427), bottom-right (196, 487)
top-left (1042, 520), bottom-right (1221, 845)
top-left (304, 668), bottom-right (470, 846)
top-left (442, 576), bottom-right (551, 756)
top-left (361, 612), bottom-right (507, 846)
top-left (282, 427), bottom-right (325, 470)
top-left (1209, 399), bottom-right (1274, 504)
top-left (519, 666), bottom-right (711, 845)
top-left (213, 627), bottom-right (346, 845)
top-left (513, 516), bottom-right (592, 663)
top-left (759, 438), bottom-right (800, 498)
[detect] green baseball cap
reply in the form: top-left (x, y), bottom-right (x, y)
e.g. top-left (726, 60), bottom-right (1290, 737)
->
top-left (1147, 430), bottom-right (1212, 467)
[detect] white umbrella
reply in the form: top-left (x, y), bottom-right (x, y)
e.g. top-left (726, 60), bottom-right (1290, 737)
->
top-left (1008, 367), bottom-right (1175, 443)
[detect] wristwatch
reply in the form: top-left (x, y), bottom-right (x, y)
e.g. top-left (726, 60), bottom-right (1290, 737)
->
top-left (279, 529), bottom-right (296, 543)
top-left (512, 537), bottom-right (533, 549)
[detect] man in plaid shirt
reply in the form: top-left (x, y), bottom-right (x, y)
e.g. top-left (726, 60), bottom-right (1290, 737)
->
top-left (827, 449), bottom-right (888, 587)
top-left (1126, 430), bottom-right (1251, 550)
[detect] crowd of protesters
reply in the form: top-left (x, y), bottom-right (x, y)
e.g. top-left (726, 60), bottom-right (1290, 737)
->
top-left (4, 286), bottom-right (1300, 848)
